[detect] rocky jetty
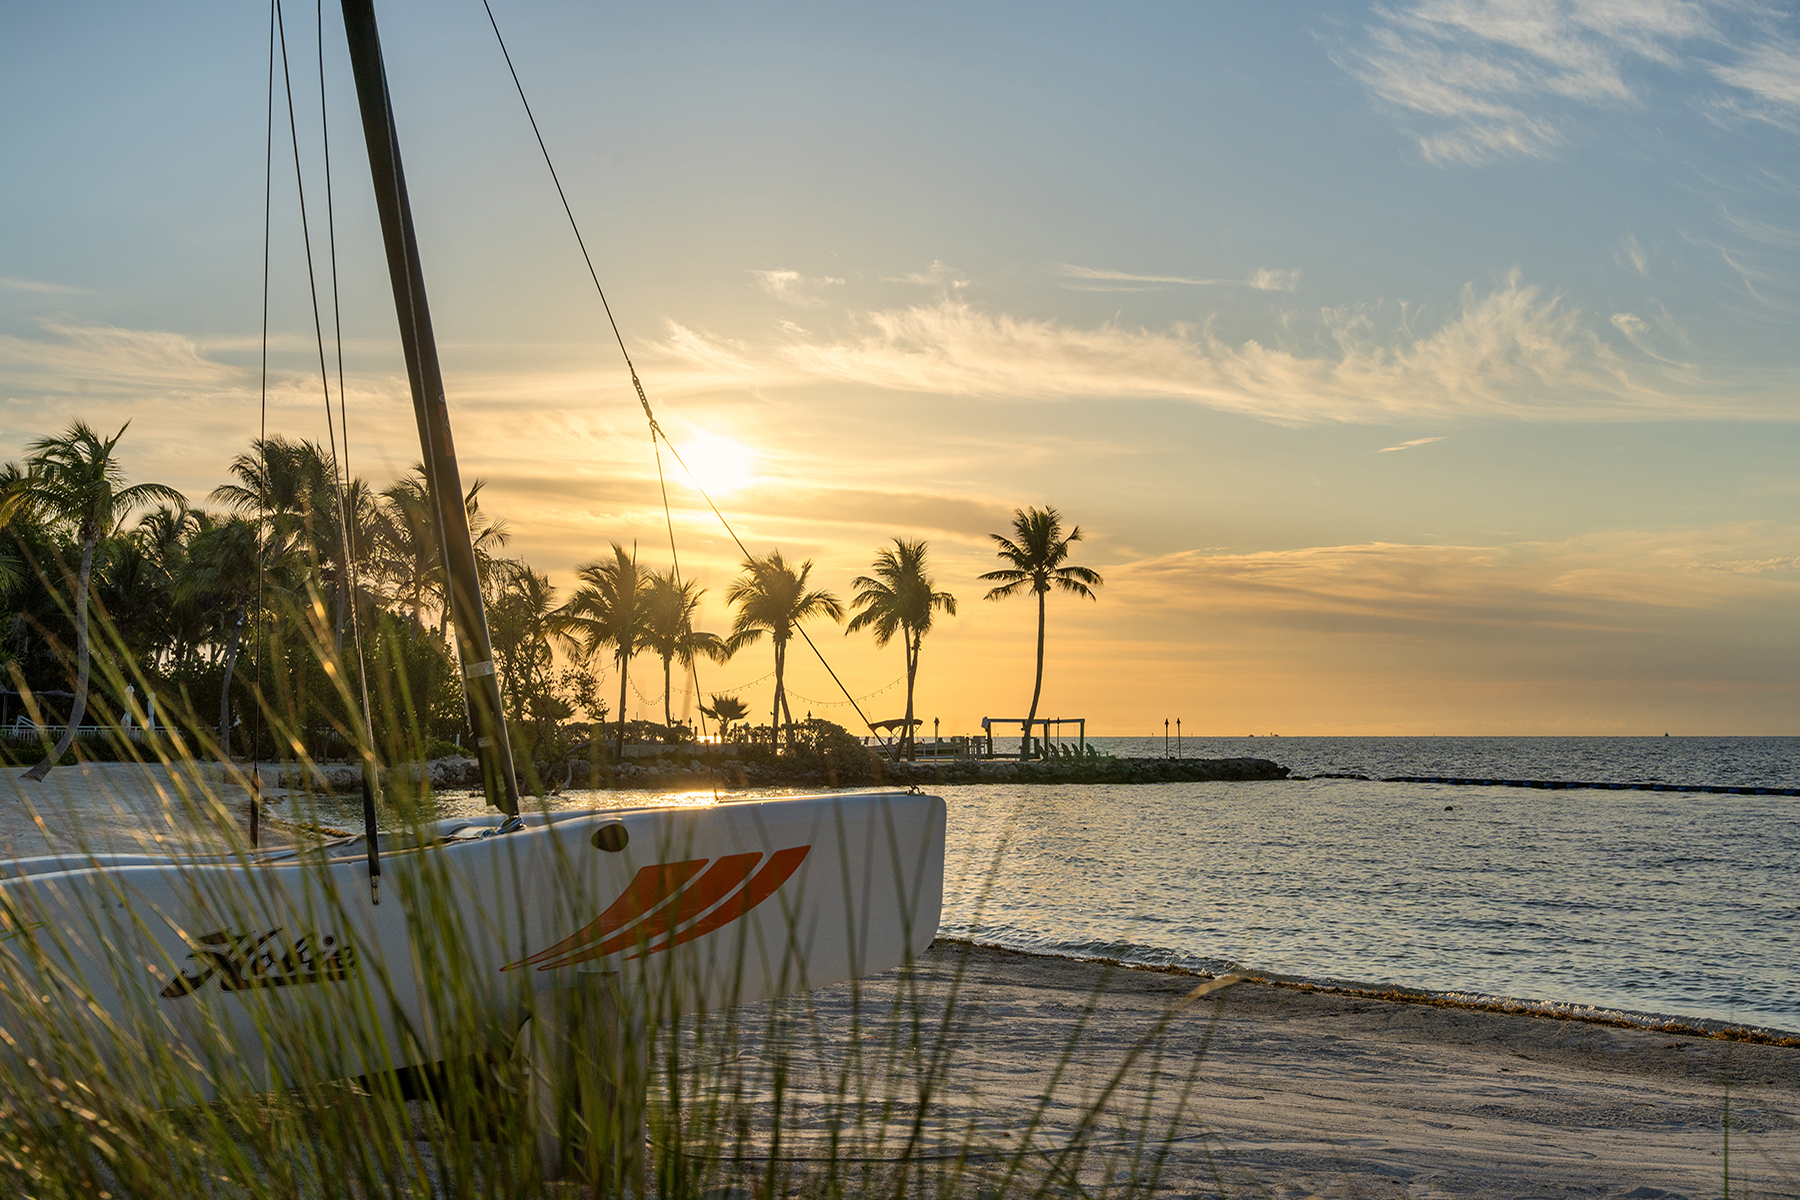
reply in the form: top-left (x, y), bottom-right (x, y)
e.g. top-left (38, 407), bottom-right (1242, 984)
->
top-left (890, 755), bottom-right (1290, 785)
top-left (278, 754), bottom-right (1288, 794)
top-left (276, 756), bottom-right (482, 794)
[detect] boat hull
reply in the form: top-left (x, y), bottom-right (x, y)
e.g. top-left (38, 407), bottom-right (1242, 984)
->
top-left (0, 790), bottom-right (945, 1104)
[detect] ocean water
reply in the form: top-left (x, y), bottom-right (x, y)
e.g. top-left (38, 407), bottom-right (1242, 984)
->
top-left (935, 736), bottom-right (1797, 1032)
top-left (310, 736), bottom-right (1797, 1033)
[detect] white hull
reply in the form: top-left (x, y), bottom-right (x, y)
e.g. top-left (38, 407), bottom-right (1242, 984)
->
top-left (0, 790), bottom-right (945, 1104)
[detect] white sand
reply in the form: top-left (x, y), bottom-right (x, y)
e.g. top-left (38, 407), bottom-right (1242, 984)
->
top-left (737, 943), bottom-right (1799, 1199)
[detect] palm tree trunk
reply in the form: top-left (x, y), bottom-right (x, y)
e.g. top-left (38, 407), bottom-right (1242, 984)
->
top-left (662, 653), bottom-right (675, 731)
top-left (615, 652), bottom-right (630, 763)
top-left (778, 649), bottom-right (795, 747)
top-left (217, 602), bottom-right (247, 759)
top-left (23, 536), bottom-right (97, 781)
top-left (903, 630), bottom-right (919, 761)
top-left (772, 637), bottom-right (787, 750)
top-left (1022, 589), bottom-right (1047, 760)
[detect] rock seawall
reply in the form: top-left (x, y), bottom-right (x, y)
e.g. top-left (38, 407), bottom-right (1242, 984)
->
top-left (278, 754), bottom-right (1288, 794)
top-left (891, 756), bottom-right (1289, 785)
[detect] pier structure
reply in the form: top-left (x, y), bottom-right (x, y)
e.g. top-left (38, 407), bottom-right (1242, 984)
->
top-left (979, 716), bottom-right (1086, 760)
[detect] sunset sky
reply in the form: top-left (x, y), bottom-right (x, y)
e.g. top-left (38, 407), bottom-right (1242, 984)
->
top-left (5, 1), bottom-right (1799, 735)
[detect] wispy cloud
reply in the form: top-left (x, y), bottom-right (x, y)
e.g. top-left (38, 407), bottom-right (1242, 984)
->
top-left (1615, 232), bottom-right (1651, 276)
top-left (0, 322), bottom-right (241, 395)
top-left (1379, 436), bottom-right (1447, 452)
top-left (1339, 1), bottom-right (1727, 164)
top-left (1059, 527), bottom-right (1800, 732)
top-left (1112, 527), bottom-right (1800, 633)
top-left (750, 269), bottom-right (844, 306)
top-left (1711, 38), bottom-right (1800, 111)
top-left (1716, 204), bottom-right (1800, 250)
top-left (1246, 267), bottom-right (1302, 292)
top-left (0, 277), bottom-right (80, 295)
top-left (882, 260), bottom-right (968, 288)
top-left (659, 269), bottom-right (1758, 423)
top-left (1057, 264), bottom-right (1300, 292)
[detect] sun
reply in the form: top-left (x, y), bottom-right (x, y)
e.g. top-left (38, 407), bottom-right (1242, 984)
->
top-left (675, 431), bottom-right (757, 494)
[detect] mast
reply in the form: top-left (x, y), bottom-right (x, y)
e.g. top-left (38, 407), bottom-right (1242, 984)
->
top-left (338, 0), bottom-right (522, 818)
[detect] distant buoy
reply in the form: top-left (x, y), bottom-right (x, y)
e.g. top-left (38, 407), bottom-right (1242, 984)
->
top-left (1444, 805), bottom-right (1454, 811)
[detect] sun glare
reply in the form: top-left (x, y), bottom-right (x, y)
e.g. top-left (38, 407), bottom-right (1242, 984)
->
top-left (677, 431), bottom-right (757, 494)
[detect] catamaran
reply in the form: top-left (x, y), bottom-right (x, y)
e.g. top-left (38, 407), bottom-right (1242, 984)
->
top-left (0, 0), bottom-right (945, 1129)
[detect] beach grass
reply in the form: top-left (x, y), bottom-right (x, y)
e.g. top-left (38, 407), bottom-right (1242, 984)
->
top-left (0, 612), bottom-right (1239, 1200)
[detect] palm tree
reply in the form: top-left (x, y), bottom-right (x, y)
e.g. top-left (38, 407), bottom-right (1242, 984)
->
top-left (214, 436), bottom-right (370, 648)
top-left (487, 564), bottom-right (581, 752)
top-left (375, 472), bottom-right (438, 631)
top-left (180, 516), bottom-right (264, 755)
top-left (700, 693), bottom-right (748, 741)
top-left (560, 544), bottom-right (654, 762)
top-left (846, 538), bottom-right (956, 760)
top-left (726, 551), bottom-right (842, 749)
top-left (643, 571), bottom-right (732, 732)
top-left (980, 506), bottom-right (1103, 760)
top-left (13, 421), bottom-right (183, 780)
top-left (372, 468), bottom-right (510, 641)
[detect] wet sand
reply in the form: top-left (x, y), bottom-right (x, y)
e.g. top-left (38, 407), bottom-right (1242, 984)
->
top-left (0, 760), bottom-right (294, 857)
top-left (744, 942), bottom-right (1799, 1199)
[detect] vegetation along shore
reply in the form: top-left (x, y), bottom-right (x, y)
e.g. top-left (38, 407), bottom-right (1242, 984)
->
top-left (0, 420), bottom-right (1151, 783)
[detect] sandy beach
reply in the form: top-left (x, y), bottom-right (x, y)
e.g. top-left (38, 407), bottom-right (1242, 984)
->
top-left (736, 942), bottom-right (1799, 1199)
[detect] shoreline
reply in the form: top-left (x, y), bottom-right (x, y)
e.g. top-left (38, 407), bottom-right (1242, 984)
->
top-left (940, 937), bottom-right (1800, 1048)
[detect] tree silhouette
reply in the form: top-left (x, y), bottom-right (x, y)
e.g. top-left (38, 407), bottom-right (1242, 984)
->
top-left (179, 516), bottom-right (264, 755)
top-left (643, 571), bottom-right (732, 732)
top-left (487, 563), bottom-right (581, 754)
top-left (726, 551), bottom-right (842, 749)
top-left (561, 544), bottom-right (653, 762)
top-left (979, 506), bottom-right (1102, 759)
top-left (13, 421), bottom-right (182, 779)
top-left (846, 538), bottom-right (955, 760)
top-left (700, 693), bottom-right (748, 741)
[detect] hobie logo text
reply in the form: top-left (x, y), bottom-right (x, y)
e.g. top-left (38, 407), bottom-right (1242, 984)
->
top-left (160, 928), bottom-right (356, 998)
top-left (505, 845), bottom-right (811, 972)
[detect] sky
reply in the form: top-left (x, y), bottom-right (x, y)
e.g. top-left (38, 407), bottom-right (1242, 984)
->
top-left (4, 0), bottom-right (1799, 736)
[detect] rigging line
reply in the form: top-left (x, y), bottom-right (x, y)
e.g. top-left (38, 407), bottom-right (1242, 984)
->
top-left (479, 2), bottom-right (901, 761)
top-left (479, 0), bottom-right (651, 420)
top-left (317, 0), bottom-right (383, 887)
top-left (649, 432), bottom-right (706, 730)
top-left (276, 0), bottom-right (380, 894)
top-left (654, 427), bottom-right (902, 760)
top-left (251, 0), bottom-right (277, 848)
top-left (648, 431), bottom-right (720, 797)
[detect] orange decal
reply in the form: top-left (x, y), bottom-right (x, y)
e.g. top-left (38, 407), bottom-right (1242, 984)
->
top-left (631, 845), bottom-right (811, 959)
top-left (503, 859), bottom-right (705, 972)
top-left (536, 851), bottom-right (763, 971)
top-left (515, 845), bottom-right (813, 973)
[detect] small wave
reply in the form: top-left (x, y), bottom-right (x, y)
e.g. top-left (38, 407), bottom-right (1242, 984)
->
top-left (943, 929), bottom-right (1800, 1045)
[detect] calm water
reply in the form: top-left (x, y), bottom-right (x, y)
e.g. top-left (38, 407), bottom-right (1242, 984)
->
top-left (305, 736), bottom-right (1798, 1032)
top-left (940, 737), bottom-right (1797, 1031)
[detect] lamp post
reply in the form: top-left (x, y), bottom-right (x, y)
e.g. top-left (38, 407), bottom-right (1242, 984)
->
top-left (1176, 718), bottom-right (1181, 759)
top-left (1164, 718), bottom-right (1169, 758)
